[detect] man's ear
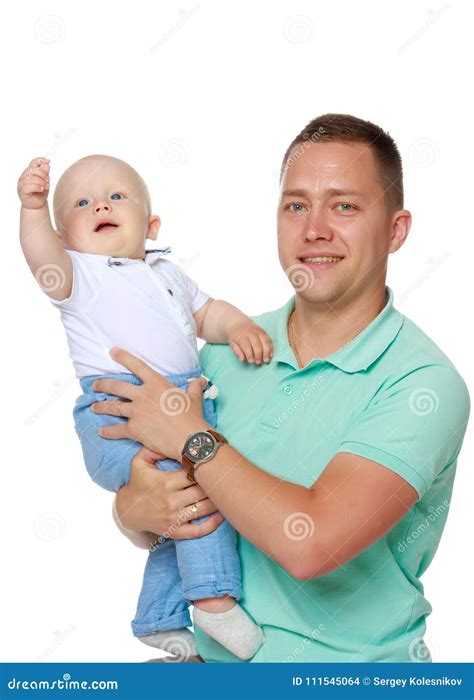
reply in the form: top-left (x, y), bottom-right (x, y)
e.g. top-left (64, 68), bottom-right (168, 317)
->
top-left (56, 229), bottom-right (63, 242)
top-left (147, 215), bottom-right (161, 241)
top-left (388, 209), bottom-right (412, 254)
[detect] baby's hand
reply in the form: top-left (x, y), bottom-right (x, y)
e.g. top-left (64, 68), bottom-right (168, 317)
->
top-left (228, 320), bottom-right (273, 365)
top-left (17, 157), bottom-right (50, 209)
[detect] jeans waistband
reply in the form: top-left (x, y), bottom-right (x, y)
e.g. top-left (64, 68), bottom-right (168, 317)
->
top-left (79, 366), bottom-right (202, 393)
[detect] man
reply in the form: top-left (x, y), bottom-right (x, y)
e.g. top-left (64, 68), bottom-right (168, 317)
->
top-left (92, 114), bottom-right (470, 662)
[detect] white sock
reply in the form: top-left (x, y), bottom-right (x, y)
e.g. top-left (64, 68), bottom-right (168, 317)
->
top-left (138, 628), bottom-right (197, 659)
top-left (193, 603), bottom-right (264, 660)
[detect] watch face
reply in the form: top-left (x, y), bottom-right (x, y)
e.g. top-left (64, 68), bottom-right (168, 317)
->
top-left (184, 431), bottom-right (215, 463)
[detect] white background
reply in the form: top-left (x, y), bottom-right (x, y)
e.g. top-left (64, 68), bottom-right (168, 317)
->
top-left (1, 0), bottom-right (472, 662)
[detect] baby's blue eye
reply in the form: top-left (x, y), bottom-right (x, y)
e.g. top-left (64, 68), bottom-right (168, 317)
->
top-left (78, 199), bottom-right (89, 207)
top-left (110, 193), bottom-right (122, 200)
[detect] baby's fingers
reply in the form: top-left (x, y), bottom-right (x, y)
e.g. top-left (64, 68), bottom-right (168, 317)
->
top-left (229, 339), bottom-right (245, 363)
top-left (20, 175), bottom-right (49, 193)
top-left (27, 157), bottom-right (50, 170)
top-left (236, 336), bottom-right (255, 363)
top-left (248, 334), bottom-right (265, 365)
top-left (28, 164), bottom-right (50, 181)
top-left (259, 331), bottom-right (273, 363)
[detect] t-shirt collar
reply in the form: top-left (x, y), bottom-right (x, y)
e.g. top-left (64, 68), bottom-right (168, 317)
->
top-left (274, 286), bottom-right (404, 374)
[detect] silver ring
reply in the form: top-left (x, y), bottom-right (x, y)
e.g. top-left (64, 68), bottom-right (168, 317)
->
top-left (117, 402), bottom-right (124, 417)
top-left (190, 503), bottom-right (198, 517)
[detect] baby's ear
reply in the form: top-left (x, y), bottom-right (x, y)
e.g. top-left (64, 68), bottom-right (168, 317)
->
top-left (55, 229), bottom-right (63, 242)
top-left (147, 215), bottom-right (161, 241)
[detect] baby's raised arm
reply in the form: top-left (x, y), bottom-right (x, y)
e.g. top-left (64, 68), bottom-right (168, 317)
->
top-left (18, 157), bottom-right (72, 301)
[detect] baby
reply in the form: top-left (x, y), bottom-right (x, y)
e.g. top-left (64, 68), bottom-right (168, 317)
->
top-left (18, 155), bottom-right (271, 660)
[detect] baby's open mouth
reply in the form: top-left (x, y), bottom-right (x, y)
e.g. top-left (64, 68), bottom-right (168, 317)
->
top-left (94, 220), bottom-right (119, 233)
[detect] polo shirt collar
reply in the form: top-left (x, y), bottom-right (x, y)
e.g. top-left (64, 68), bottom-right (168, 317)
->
top-left (274, 286), bottom-right (404, 374)
top-left (107, 247), bottom-right (172, 266)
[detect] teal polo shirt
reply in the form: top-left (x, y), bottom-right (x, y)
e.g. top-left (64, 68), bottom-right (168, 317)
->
top-left (195, 287), bottom-right (470, 663)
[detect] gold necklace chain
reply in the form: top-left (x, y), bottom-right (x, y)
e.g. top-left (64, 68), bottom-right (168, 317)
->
top-left (288, 310), bottom-right (304, 368)
top-left (288, 308), bottom-right (360, 368)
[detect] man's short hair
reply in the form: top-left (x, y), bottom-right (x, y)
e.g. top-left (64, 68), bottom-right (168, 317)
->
top-left (281, 113), bottom-right (404, 211)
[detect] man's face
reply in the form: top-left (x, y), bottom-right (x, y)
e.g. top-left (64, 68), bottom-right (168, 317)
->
top-left (54, 156), bottom-right (159, 259)
top-left (277, 141), bottom-right (406, 308)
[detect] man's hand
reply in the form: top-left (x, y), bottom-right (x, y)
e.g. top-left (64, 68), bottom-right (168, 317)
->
top-left (91, 348), bottom-right (212, 461)
top-left (18, 157), bottom-right (50, 210)
top-left (228, 320), bottom-right (273, 364)
top-left (115, 447), bottom-right (224, 539)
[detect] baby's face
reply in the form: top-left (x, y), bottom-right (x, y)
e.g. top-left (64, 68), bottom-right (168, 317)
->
top-left (53, 156), bottom-right (160, 259)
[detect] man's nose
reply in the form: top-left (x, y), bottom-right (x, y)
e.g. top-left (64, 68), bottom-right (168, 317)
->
top-left (304, 212), bottom-right (333, 242)
top-left (94, 201), bottom-right (111, 214)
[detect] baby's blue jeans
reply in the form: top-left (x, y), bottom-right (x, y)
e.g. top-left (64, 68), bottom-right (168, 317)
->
top-left (73, 367), bottom-right (242, 637)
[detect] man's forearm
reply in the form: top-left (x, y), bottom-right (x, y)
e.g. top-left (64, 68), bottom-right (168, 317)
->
top-left (191, 443), bottom-right (320, 576)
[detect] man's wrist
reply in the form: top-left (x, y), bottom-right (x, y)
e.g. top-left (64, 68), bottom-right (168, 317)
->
top-left (174, 421), bottom-right (213, 464)
top-left (177, 425), bottom-right (229, 483)
top-left (191, 440), bottom-right (230, 484)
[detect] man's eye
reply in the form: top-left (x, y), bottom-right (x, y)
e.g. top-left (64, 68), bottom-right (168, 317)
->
top-left (78, 199), bottom-right (89, 207)
top-left (288, 203), bottom-right (305, 213)
top-left (337, 203), bottom-right (354, 212)
top-left (110, 193), bottom-right (122, 200)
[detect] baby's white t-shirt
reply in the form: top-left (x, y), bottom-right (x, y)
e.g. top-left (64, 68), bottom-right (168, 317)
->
top-left (50, 248), bottom-right (209, 378)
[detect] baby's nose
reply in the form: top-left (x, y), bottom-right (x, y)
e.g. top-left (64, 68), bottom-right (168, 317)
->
top-left (94, 201), bottom-right (111, 213)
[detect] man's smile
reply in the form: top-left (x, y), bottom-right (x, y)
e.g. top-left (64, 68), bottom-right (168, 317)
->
top-left (298, 252), bottom-right (344, 268)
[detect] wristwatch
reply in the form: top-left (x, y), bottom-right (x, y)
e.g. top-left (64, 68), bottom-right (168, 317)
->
top-left (181, 428), bottom-right (228, 482)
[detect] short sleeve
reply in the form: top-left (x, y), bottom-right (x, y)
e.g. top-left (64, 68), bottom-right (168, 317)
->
top-left (49, 250), bottom-right (99, 308)
top-left (339, 365), bottom-right (470, 499)
top-left (181, 269), bottom-right (209, 313)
